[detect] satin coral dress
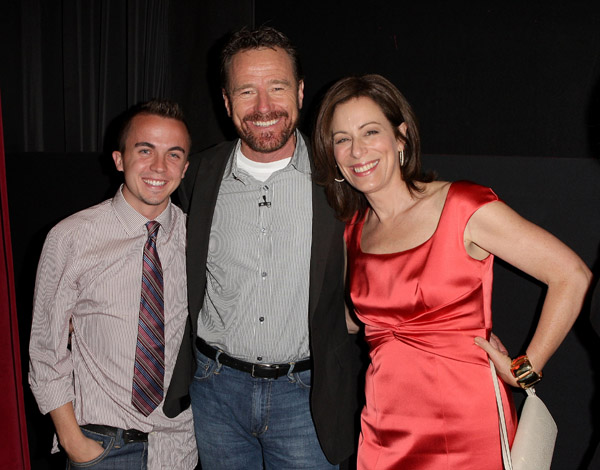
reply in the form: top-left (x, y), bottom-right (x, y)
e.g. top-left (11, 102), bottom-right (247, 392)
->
top-left (345, 181), bottom-right (517, 470)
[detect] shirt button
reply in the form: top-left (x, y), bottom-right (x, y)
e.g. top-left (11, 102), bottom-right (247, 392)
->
top-left (261, 227), bottom-right (266, 233)
top-left (259, 317), bottom-right (264, 322)
top-left (261, 271), bottom-right (267, 278)
top-left (257, 356), bottom-right (263, 361)
top-left (263, 185), bottom-right (269, 190)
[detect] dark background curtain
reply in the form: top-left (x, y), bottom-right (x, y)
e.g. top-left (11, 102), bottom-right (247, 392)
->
top-left (8, 0), bottom-right (172, 153)
top-left (3, 1), bottom-right (600, 157)
top-left (1, 1), bottom-right (600, 468)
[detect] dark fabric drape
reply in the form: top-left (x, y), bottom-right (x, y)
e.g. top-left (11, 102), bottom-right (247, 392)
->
top-left (3, 0), bottom-right (256, 154)
top-left (0, 92), bottom-right (31, 469)
top-left (17, 0), bottom-right (171, 153)
top-left (4, 0), bottom-right (256, 155)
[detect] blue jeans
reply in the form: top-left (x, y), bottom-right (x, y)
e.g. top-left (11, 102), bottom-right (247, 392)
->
top-left (190, 349), bottom-right (338, 470)
top-left (66, 427), bottom-right (147, 469)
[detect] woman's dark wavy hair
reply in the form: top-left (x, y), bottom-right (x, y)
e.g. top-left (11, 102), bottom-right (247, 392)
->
top-left (312, 74), bottom-right (434, 221)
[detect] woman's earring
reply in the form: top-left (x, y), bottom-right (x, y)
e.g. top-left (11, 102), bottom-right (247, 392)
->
top-left (399, 149), bottom-right (405, 167)
top-left (334, 166), bottom-right (345, 183)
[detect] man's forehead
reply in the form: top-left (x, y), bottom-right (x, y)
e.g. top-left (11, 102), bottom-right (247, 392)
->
top-left (129, 114), bottom-right (185, 133)
top-left (230, 47), bottom-right (294, 75)
top-left (126, 115), bottom-right (190, 149)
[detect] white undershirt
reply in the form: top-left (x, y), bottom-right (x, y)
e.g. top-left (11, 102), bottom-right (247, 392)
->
top-left (236, 149), bottom-right (292, 182)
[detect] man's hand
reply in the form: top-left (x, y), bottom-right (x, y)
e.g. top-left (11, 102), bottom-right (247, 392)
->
top-left (49, 403), bottom-right (104, 463)
top-left (64, 434), bottom-right (104, 463)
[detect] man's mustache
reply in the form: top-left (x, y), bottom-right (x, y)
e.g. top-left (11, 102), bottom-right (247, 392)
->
top-left (243, 110), bottom-right (289, 123)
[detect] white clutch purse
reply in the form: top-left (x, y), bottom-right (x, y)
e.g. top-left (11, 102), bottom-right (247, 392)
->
top-left (490, 360), bottom-right (558, 470)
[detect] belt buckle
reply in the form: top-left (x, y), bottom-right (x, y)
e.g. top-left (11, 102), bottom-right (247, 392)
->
top-left (123, 429), bottom-right (146, 444)
top-left (122, 430), bottom-right (134, 444)
top-left (251, 363), bottom-right (281, 378)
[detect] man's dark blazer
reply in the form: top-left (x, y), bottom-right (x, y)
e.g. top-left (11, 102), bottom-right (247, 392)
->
top-left (591, 280), bottom-right (600, 337)
top-left (589, 281), bottom-right (600, 469)
top-left (164, 140), bottom-right (361, 464)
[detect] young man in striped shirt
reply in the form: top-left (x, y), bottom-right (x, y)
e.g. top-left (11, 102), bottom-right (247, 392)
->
top-left (29, 99), bottom-right (197, 469)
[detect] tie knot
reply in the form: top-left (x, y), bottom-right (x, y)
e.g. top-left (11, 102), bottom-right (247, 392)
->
top-left (146, 221), bottom-right (160, 238)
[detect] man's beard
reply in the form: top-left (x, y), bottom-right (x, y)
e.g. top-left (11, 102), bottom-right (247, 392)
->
top-left (238, 110), bottom-right (298, 154)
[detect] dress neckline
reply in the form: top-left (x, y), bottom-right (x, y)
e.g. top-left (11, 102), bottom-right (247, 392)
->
top-left (357, 182), bottom-right (454, 256)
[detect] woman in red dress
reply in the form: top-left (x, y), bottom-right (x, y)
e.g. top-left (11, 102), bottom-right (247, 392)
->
top-left (312, 74), bottom-right (591, 470)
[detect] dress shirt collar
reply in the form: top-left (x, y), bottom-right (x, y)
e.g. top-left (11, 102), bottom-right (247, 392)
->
top-left (224, 130), bottom-right (311, 182)
top-left (112, 184), bottom-right (174, 237)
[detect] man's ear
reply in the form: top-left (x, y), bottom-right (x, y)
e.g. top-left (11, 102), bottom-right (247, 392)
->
top-left (297, 80), bottom-right (305, 110)
top-left (222, 89), bottom-right (232, 117)
top-left (112, 151), bottom-right (124, 172)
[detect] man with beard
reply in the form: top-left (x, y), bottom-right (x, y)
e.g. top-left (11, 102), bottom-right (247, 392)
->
top-left (163, 27), bottom-right (361, 469)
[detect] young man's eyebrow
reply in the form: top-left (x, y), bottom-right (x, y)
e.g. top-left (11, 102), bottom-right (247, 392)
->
top-left (134, 141), bottom-right (156, 149)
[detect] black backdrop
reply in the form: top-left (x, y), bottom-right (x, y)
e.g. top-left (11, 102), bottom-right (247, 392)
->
top-left (2, 1), bottom-right (600, 469)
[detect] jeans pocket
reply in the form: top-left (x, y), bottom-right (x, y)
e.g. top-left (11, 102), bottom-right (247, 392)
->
top-left (68, 435), bottom-right (114, 468)
top-left (293, 369), bottom-right (312, 389)
top-left (193, 349), bottom-right (219, 381)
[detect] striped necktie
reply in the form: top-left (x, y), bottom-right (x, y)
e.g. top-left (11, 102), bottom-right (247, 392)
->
top-left (132, 221), bottom-right (165, 416)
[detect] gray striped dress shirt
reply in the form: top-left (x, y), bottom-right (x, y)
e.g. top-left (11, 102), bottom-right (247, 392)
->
top-left (28, 187), bottom-right (197, 469)
top-left (199, 132), bottom-right (313, 364)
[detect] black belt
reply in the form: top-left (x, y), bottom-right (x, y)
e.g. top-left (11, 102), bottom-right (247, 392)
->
top-left (196, 337), bottom-right (310, 379)
top-left (81, 424), bottom-right (148, 444)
